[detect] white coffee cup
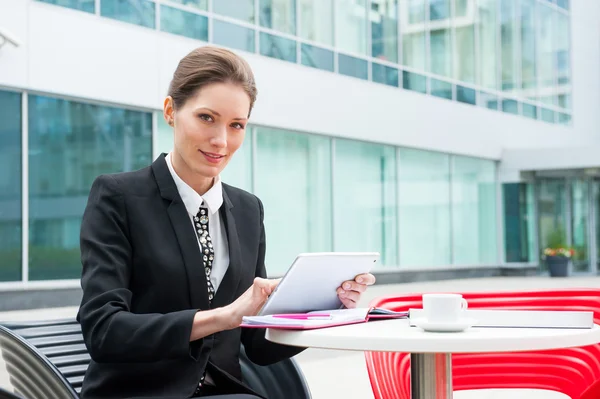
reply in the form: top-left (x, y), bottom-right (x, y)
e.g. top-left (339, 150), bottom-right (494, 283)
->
top-left (422, 293), bottom-right (468, 324)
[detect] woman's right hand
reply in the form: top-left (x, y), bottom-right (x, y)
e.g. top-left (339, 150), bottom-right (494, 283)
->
top-left (223, 277), bottom-right (280, 329)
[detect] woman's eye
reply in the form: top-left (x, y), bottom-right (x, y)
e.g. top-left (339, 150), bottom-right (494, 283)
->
top-left (199, 114), bottom-right (213, 122)
top-left (231, 123), bottom-right (245, 130)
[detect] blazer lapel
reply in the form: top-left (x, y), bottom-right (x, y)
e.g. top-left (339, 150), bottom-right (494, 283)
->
top-left (152, 154), bottom-right (210, 311)
top-left (212, 187), bottom-right (243, 308)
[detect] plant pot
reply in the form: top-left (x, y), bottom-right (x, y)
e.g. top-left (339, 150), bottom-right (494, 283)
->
top-left (546, 255), bottom-right (570, 277)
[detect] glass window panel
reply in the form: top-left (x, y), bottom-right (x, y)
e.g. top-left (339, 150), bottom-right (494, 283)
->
top-left (403, 32), bottom-right (426, 71)
top-left (430, 28), bottom-right (452, 78)
top-left (213, 19), bottom-right (255, 53)
top-left (37, 0), bottom-right (95, 12)
top-left (571, 179), bottom-right (589, 272)
top-left (520, 0), bottom-right (536, 91)
top-left (522, 103), bottom-right (537, 119)
top-left (503, 183), bottom-right (536, 262)
top-left (479, 91), bottom-right (499, 110)
top-left (28, 95), bottom-right (152, 280)
top-left (213, 0), bottom-right (255, 23)
top-left (154, 112), bottom-right (172, 158)
top-left (537, 4), bottom-right (555, 102)
top-left (166, 0), bottom-right (207, 10)
top-left (301, 43), bottom-right (334, 71)
top-left (556, 0), bottom-right (568, 10)
top-left (0, 90), bottom-right (22, 282)
top-left (456, 86), bottom-right (476, 105)
top-left (338, 54), bottom-right (368, 80)
top-left (477, 0), bottom-right (498, 90)
top-left (334, 139), bottom-right (397, 266)
top-left (555, 12), bottom-right (570, 105)
top-left (538, 179), bottom-right (567, 269)
top-left (101, 0), bottom-right (155, 28)
top-left (259, 0), bottom-right (296, 35)
top-left (407, 0), bottom-right (426, 23)
top-left (371, 0), bottom-right (398, 62)
top-left (500, 0), bottom-right (517, 91)
top-left (220, 129), bottom-right (253, 193)
top-left (430, 78), bottom-right (452, 99)
top-left (403, 71), bottom-right (427, 93)
top-left (255, 128), bottom-right (332, 275)
top-left (452, 156), bottom-right (497, 264)
top-left (372, 63), bottom-right (399, 87)
top-left (455, 26), bottom-right (475, 83)
top-left (558, 113), bottom-right (571, 125)
top-left (558, 93), bottom-right (571, 109)
top-left (541, 108), bottom-right (555, 123)
top-left (455, 0), bottom-right (468, 16)
top-left (298, 0), bottom-right (334, 46)
top-left (259, 32), bottom-right (297, 62)
top-left (398, 148), bottom-right (450, 266)
top-left (335, 0), bottom-right (368, 55)
top-left (160, 5), bottom-right (208, 41)
top-left (502, 99), bottom-right (518, 114)
top-left (429, 0), bottom-right (450, 20)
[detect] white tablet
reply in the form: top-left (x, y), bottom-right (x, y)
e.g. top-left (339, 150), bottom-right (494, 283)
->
top-left (258, 252), bottom-right (380, 316)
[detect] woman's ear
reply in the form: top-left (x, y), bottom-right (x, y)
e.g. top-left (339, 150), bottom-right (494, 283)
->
top-left (163, 96), bottom-right (174, 127)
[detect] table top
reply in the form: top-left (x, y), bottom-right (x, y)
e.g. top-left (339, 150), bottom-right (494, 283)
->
top-left (265, 319), bottom-right (600, 353)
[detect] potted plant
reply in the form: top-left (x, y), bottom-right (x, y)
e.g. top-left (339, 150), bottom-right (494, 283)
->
top-left (542, 227), bottom-right (575, 277)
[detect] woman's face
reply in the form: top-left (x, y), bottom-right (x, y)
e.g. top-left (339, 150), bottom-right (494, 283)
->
top-left (164, 82), bottom-right (250, 183)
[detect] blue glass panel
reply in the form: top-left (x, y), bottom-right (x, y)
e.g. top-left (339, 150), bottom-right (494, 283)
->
top-left (522, 103), bottom-right (537, 119)
top-left (213, 0), bottom-right (255, 23)
top-left (37, 0), bottom-right (95, 12)
top-left (160, 5), bottom-right (207, 40)
top-left (502, 99), bottom-right (519, 114)
top-left (429, 0), bottom-right (450, 20)
top-left (402, 71), bottom-right (426, 93)
top-left (430, 78), bottom-right (452, 99)
top-left (259, 0), bottom-right (296, 35)
top-left (259, 32), bottom-right (296, 62)
top-left (0, 90), bottom-right (22, 282)
top-left (167, 0), bottom-right (207, 10)
top-left (372, 63), bottom-right (399, 87)
top-left (213, 19), bottom-right (254, 53)
top-left (556, 0), bottom-right (568, 9)
top-left (456, 86), bottom-right (476, 105)
top-left (479, 92), bottom-right (499, 110)
top-left (541, 108), bottom-right (555, 123)
top-left (28, 95), bottom-right (152, 280)
top-left (301, 43), bottom-right (334, 72)
top-left (558, 113), bottom-right (571, 125)
top-left (101, 0), bottom-right (155, 28)
top-left (338, 54), bottom-right (368, 80)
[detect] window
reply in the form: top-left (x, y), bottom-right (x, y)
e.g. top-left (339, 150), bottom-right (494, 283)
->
top-left (167, 0), bottom-right (207, 11)
top-left (503, 183), bottom-right (536, 262)
top-left (520, 0), bottom-right (536, 90)
top-left (333, 139), bottom-right (397, 266)
top-left (100, 0), bottom-right (155, 28)
top-left (298, 0), bottom-right (334, 46)
top-left (160, 5), bottom-right (208, 41)
top-left (402, 32), bottom-right (426, 72)
top-left (255, 128), bottom-right (332, 275)
top-left (429, 0), bottom-right (450, 20)
top-left (213, 19), bottom-right (255, 53)
top-left (259, 32), bottom-right (297, 62)
top-left (28, 95), bottom-right (152, 280)
top-left (500, 0), bottom-right (517, 91)
top-left (220, 128), bottom-right (253, 193)
top-left (259, 0), bottom-right (296, 35)
top-left (455, 26), bottom-right (475, 83)
top-left (399, 148), bottom-right (451, 266)
top-left (372, 63), bottom-right (399, 87)
top-left (37, 0), bottom-right (95, 13)
top-left (338, 54), bottom-right (368, 80)
top-left (213, 0), bottom-right (255, 23)
top-left (335, 0), bottom-right (368, 55)
top-left (430, 28), bottom-right (452, 78)
top-left (0, 91), bottom-right (22, 282)
top-left (371, 0), bottom-right (398, 62)
top-left (477, 0), bottom-right (498, 90)
top-left (451, 156), bottom-right (497, 264)
top-left (301, 44), bottom-right (335, 72)
top-left (555, 12), bottom-right (571, 109)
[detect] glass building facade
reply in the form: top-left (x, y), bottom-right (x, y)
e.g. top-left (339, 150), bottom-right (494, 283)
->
top-left (37, 0), bottom-right (572, 124)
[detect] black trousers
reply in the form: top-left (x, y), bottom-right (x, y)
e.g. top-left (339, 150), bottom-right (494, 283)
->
top-left (192, 383), bottom-right (261, 398)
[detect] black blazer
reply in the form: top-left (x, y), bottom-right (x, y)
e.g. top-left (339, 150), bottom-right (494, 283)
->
top-left (77, 154), bottom-right (303, 399)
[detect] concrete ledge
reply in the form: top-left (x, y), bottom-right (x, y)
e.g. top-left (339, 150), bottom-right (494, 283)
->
top-left (0, 288), bottom-right (82, 312)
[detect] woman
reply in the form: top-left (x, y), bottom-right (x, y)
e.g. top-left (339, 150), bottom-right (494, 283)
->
top-left (77, 46), bottom-right (375, 399)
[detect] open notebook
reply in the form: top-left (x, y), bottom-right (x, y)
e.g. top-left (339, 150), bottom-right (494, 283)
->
top-left (240, 307), bottom-right (408, 330)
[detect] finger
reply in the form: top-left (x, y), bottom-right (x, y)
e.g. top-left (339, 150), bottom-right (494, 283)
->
top-left (341, 280), bottom-right (367, 293)
top-left (253, 278), bottom-right (274, 296)
top-left (338, 288), bottom-right (360, 303)
top-left (355, 273), bottom-right (376, 285)
top-left (339, 295), bottom-right (358, 309)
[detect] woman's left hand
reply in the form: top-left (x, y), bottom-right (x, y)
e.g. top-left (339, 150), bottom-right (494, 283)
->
top-left (336, 273), bottom-right (376, 309)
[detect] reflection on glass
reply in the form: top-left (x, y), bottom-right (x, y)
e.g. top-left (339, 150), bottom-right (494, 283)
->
top-left (28, 95), bottom-right (152, 280)
top-left (502, 99), bottom-right (518, 114)
top-left (0, 91), bottom-right (22, 282)
top-left (503, 183), bottom-right (536, 263)
top-left (167, 0), bottom-right (207, 10)
top-left (259, 0), bottom-right (296, 35)
top-left (399, 148), bottom-right (451, 266)
top-left (537, 4), bottom-right (555, 104)
top-left (452, 156), bottom-right (497, 264)
top-left (338, 54), bottom-right (368, 80)
top-left (335, 0), bottom-right (368, 55)
top-left (571, 179), bottom-right (589, 272)
top-left (537, 179), bottom-right (567, 269)
top-left (334, 139), bottom-right (397, 266)
top-left (556, 0), bottom-right (568, 10)
top-left (372, 63), bottom-right (399, 87)
top-left (101, 0), bottom-right (155, 28)
top-left (430, 28), bottom-right (452, 78)
top-left (371, 0), bottom-right (398, 62)
top-left (213, 19), bottom-right (255, 53)
top-left (298, 0), bottom-right (334, 46)
top-left (403, 32), bottom-right (426, 72)
top-left (500, 0), bottom-right (517, 91)
top-left (160, 6), bottom-right (208, 41)
top-left (558, 113), bottom-right (571, 125)
top-left (520, 0), bottom-right (536, 91)
top-left (455, 0), bottom-right (468, 16)
top-left (220, 129), bottom-right (253, 193)
top-left (301, 43), bottom-right (334, 71)
top-left (255, 128), bottom-right (332, 274)
top-left (541, 108), bottom-right (555, 123)
top-left (213, 0), bottom-right (255, 23)
top-left (403, 71), bottom-right (427, 93)
top-left (479, 91), bottom-right (499, 110)
top-left (522, 103), bottom-right (537, 119)
top-left (555, 12), bottom-right (571, 108)
top-left (407, 0), bottom-right (426, 23)
top-left (431, 78), bottom-right (452, 99)
top-left (457, 86), bottom-right (476, 105)
top-left (259, 32), bottom-right (297, 62)
top-left (478, 0), bottom-right (498, 90)
top-left (38, 0), bottom-right (95, 12)
top-left (429, 0), bottom-right (450, 20)
top-left (455, 26), bottom-right (475, 83)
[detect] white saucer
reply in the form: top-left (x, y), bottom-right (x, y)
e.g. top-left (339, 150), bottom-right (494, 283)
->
top-left (412, 317), bottom-right (477, 332)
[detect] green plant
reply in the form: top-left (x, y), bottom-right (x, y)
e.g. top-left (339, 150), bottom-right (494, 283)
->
top-left (543, 225), bottom-right (575, 258)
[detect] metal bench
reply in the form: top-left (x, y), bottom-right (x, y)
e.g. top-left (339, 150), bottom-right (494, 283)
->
top-left (0, 319), bottom-right (311, 399)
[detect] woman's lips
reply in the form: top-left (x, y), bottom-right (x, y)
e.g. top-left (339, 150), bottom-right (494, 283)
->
top-left (200, 150), bottom-right (225, 164)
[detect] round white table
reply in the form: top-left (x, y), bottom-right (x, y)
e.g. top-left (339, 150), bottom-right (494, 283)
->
top-left (266, 319), bottom-right (600, 399)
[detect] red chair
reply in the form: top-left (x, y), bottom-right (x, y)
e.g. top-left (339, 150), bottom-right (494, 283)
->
top-left (364, 288), bottom-right (600, 399)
